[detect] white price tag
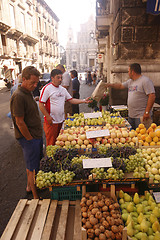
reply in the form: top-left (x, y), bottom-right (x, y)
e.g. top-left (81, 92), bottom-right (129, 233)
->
top-left (111, 105), bottom-right (128, 110)
top-left (84, 112), bottom-right (102, 119)
top-left (153, 192), bottom-right (160, 203)
top-left (83, 158), bottom-right (112, 169)
top-left (86, 129), bottom-right (110, 139)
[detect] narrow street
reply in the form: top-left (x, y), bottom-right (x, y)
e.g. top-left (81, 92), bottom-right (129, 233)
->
top-left (0, 82), bottom-right (96, 236)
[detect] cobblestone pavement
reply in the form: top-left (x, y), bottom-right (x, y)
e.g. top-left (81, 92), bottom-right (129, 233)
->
top-left (0, 82), bottom-right (96, 236)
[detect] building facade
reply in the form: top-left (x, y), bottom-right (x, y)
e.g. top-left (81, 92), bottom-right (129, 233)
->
top-left (96, 0), bottom-right (160, 86)
top-left (66, 15), bottom-right (98, 73)
top-left (0, 0), bottom-right (59, 80)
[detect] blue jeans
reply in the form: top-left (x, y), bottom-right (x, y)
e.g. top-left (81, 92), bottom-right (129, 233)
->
top-left (128, 117), bottom-right (141, 130)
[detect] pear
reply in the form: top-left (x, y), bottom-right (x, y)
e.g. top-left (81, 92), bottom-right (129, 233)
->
top-left (154, 231), bottom-right (160, 240)
top-left (148, 236), bottom-right (154, 240)
top-left (150, 214), bottom-right (158, 224)
top-left (131, 212), bottom-right (138, 218)
top-left (122, 209), bottom-right (127, 214)
top-left (151, 203), bottom-right (157, 210)
top-left (137, 213), bottom-right (144, 224)
top-left (122, 213), bottom-right (129, 222)
top-left (137, 204), bottom-right (144, 214)
top-left (135, 232), bottom-right (143, 240)
top-left (147, 227), bottom-right (153, 236)
top-left (140, 219), bottom-right (149, 233)
top-left (119, 190), bottom-right (124, 198)
top-left (152, 207), bottom-right (160, 218)
top-left (133, 192), bottom-right (140, 204)
top-left (126, 214), bottom-right (134, 226)
top-left (119, 198), bottom-right (124, 204)
top-left (141, 232), bottom-right (148, 240)
top-left (124, 193), bottom-right (132, 202)
top-left (142, 200), bottom-right (148, 206)
top-left (127, 222), bottom-right (134, 237)
top-left (134, 224), bottom-right (141, 231)
top-left (148, 196), bottom-right (155, 205)
top-left (145, 192), bottom-right (151, 200)
top-left (152, 221), bottom-right (159, 232)
top-left (127, 202), bottom-right (134, 213)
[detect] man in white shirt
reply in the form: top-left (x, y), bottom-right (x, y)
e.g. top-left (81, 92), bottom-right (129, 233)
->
top-left (39, 69), bottom-right (90, 146)
top-left (56, 64), bottom-right (73, 117)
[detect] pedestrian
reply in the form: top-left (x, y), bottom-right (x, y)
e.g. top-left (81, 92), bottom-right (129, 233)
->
top-left (79, 74), bottom-right (82, 84)
top-left (92, 71), bottom-right (97, 85)
top-left (56, 64), bottom-right (73, 117)
top-left (70, 70), bottom-right (80, 115)
top-left (87, 71), bottom-right (93, 86)
top-left (85, 71), bottom-right (88, 84)
top-left (106, 63), bottom-right (155, 129)
top-left (39, 69), bottom-right (90, 146)
top-left (10, 66), bottom-right (43, 199)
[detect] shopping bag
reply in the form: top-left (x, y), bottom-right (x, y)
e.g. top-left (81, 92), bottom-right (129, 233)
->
top-left (91, 80), bottom-right (106, 102)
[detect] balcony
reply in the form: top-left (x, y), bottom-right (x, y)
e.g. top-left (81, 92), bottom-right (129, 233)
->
top-left (7, 28), bottom-right (23, 39)
top-left (96, 0), bottom-right (113, 31)
top-left (0, 21), bottom-right (10, 33)
top-left (23, 34), bottom-right (39, 44)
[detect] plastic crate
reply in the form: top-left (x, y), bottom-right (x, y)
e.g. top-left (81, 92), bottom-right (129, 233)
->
top-left (50, 185), bottom-right (82, 201)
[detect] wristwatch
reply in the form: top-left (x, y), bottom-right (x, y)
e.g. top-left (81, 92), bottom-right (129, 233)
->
top-left (145, 111), bottom-right (149, 114)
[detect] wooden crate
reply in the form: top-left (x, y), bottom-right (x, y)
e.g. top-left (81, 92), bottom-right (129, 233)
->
top-left (1, 199), bottom-right (82, 240)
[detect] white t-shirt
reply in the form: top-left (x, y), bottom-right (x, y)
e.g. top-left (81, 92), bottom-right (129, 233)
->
top-left (39, 83), bottom-right (72, 123)
top-left (62, 71), bottom-right (73, 96)
top-left (122, 75), bottom-right (155, 118)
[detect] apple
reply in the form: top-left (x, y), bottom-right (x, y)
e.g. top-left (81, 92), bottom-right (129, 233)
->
top-left (122, 131), bottom-right (129, 138)
top-left (68, 135), bottom-right (74, 141)
top-left (111, 132), bottom-right (116, 139)
top-left (79, 134), bottom-right (86, 141)
top-left (65, 141), bottom-right (70, 146)
top-left (71, 140), bottom-right (76, 146)
top-left (84, 139), bottom-right (89, 145)
top-left (77, 139), bottom-right (83, 145)
top-left (120, 137), bottom-right (126, 144)
top-left (114, 138), bottom-right (119, 144)
top-left (59, 141), bottom-right (65, 146)
top-left (55, 140), bottom-right (60, 145)
top-left (108, 138), bottom-right (113, 144)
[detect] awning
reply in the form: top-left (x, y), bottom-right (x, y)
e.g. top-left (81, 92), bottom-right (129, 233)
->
top-left (147, 0), bottom-right (160, 15)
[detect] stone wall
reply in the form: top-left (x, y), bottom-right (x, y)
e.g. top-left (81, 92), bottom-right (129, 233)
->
top-left (109, 0), bottom-right (160, 87)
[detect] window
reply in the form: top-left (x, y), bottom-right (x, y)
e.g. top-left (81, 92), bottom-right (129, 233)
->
top-left (73, 62), bottom-right (76, 68)
top-left (9, 4), bottom-right (15, 28)
top-left (28, 16), bottom-right (32, 35)
top-left (38, 17), bottom-right (41, 31)
top-left (21, 12), bottom-right (25, 31)
top-left (89, 59), bottom-right (94, 67)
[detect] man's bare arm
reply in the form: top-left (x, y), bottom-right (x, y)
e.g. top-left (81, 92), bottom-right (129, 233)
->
top-left (15, 116), bottom-right (33, 140)
top-left (39, 102), bottom-right (53, 125)
top-left (105, 83), bottom-right (125, 89)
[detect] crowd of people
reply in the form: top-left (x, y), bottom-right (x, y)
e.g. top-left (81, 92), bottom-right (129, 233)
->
top-left (9, 63), bottom-right (156, 199)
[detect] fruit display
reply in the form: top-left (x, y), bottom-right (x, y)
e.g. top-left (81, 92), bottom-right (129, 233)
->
top-left (64, 111), bottom-right (126, 127)
top-left (119, 190), bottom-right (160, 240)
top-left (80, 192), bottom-right (124, 240)
top-left (133, 123), bottom-right (160, 146)
top-left (55, 125), bottom-right (138, 149)
top-left (138, 148), bottom-right (160, 183)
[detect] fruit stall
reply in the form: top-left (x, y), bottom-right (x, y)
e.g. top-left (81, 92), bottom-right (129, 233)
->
top-left (2, 110), bottom-right (160, 240)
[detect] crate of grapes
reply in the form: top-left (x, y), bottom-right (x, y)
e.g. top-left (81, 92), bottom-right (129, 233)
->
top-left (49, 185), bottom-right (82, 201)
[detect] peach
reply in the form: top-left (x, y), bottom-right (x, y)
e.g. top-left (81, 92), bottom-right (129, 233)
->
top-left (153, 136), bottom-right (159, 143)
top-left (144, 142), bottom-right (149, 146)
top-left (149, 132), bottom-right (156, 138)
top-left (139, 123), bottom-right (145, 129)
top-left (151, 123), bottom-right (157, 129)
top-left (136, 128), bottom-right (140, 133)
top-left (145, 136), bottom-right (152, 143)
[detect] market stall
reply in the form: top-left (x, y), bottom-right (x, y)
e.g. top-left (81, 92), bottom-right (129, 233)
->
top-left (2, 109), bottom-right (160, 240)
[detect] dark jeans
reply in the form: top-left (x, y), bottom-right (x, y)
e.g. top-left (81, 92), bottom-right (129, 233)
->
top-left (128, 117), bottom-right (141, 130)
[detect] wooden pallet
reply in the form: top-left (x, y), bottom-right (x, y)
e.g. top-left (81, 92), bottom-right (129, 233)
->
top-left (1, 199), bottom-right (82, 240)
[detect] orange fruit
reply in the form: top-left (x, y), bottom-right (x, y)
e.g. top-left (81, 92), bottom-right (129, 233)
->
top-left (151, 123), bottom-right (157, 129)
top-left (139, 140), bottom-right (144, 146)
top-left (141, 134), bottom-right (146, 141)
top-left (153, 136), bottom-right (159, 143)
top-left (134, 131), bottom-right (138, 136)
top-left (136, 128), bottom-right (140, 133)
top-left (143, 142), bottom-right (149, 146)
top-left (147, 127), bottom-right (154, 133)
top-left (149, 132), bottom-right (156, 138)
top-left (145, 136), bottom-right (152, 143)
top-left (140, 128), bottom-right (146, 135)
top-left (155, 130), bottom-right (160, 138)
top-left (157, 141), bottom-right (160, 145)
top-left (150, 141), bottom-right (156, 146)
top-left (139, 123), bottom-right (145, 129)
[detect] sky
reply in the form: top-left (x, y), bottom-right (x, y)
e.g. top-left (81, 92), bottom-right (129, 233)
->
top-left (45, 0), bottom-right (96, 47)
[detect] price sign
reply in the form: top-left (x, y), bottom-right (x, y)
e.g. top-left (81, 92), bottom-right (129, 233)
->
top-left (83, 158), bottom-right (112, 169)
top-left (84, 112), bottom-right (102, 119)
top-left (153, 192), bottom-right (160, 203)
top-left (86, 129), bottom-right (110, 139)
top-left (111, 105), bottom-right (128, 110)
